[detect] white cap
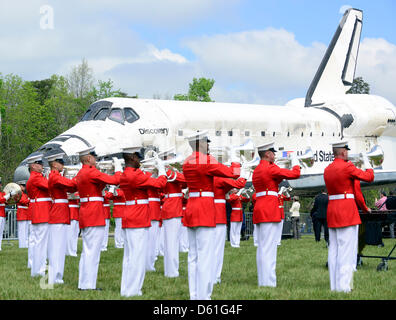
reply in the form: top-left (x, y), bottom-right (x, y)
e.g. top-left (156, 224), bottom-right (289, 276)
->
top-left (257, 142), bottom-right (277, 152)
top-left (45, 152), bottom-right (65, 162)
top-left (121, 146), bottom-right (142, 154)
top-left (158, 147), bottom-right (175, 159)
top-left (184, 130), bottom-right (211, 143)
top-left (330, 140), bottom-right (350, 150)
top-left (26, 154), bottom-right (44, 164)
top-left (76, 146), bottom-right (97, 156)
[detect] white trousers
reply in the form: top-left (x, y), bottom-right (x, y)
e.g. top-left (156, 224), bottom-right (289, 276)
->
top-left (101, 219), bottom-right (110, 251)
top-left (256, 222), bottom-right (282, 287)
top-left (253, 224), bottom-right (258, 247)
top-left (230, 221), bottom-right (242, 248)
top-left (213, 224), bottom-right (227, 284)
top-left (278, 219), bottom-right (284, 245)
top-left (78, 226), bottom-right (105, 289)
top-left (48, 224), bottom-right (68, 284)
top-left (18, 220), bottom-right (30, 248)
top-left (179, 225), bottom-right (189, 252)
top-left (114, 218), bottom-right (124, 248)
top-left (66, 220), bottom-right (79, 257)
top-left (328, 225), bottom-right (359, 292)
top-left (121, 228), bottom-right (148, 297)
top-left (30, 223), bottom-right (49, 277)
top-left (27, 221), bottom-right (33, 268)
top-left (146, 220), bottom-right (160, 271)
top-left (163, 217), bottom-right (182, 277)
top-left (188, 227), bottom-right (216, 300)
top-left (0, 217), bottom-right (5, 251)
top-left (157, 226), bottom-right (164, 256)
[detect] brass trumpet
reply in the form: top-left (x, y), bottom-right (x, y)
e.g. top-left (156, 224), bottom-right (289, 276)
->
top-left (275, 147), bottom-right (315, 169)
top-left (348, 144), bottom-right (384, 168)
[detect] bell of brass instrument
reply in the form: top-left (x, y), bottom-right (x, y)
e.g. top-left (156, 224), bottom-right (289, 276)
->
top-left (348, 144), bottom-right (384, 168)
top-left (96, 160), bottom-right (115, 174)
top-left (210, 139), bottom-right (256, 165)
top-left (63, 164), bottom-right (82, 179)
top-left (3, 182), bottom-right (23, 204)
top-left (275, 147), bottom-right (315, 169)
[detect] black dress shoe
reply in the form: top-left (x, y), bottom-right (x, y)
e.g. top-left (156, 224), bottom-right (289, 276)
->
top-left (78, 288), bottom-right (103, 291)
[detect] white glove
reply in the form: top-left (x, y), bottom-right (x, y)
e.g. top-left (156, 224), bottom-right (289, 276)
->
top-left (108, 185), bottom-right (116, 194)
top-left (290, 152), bottom-right (300, 168)
top-left (112, 157), bottom-right (123, 172)
top-left (156, 159), bottom-right (166, 177)
top-left (4, 193), bottom-right (11, 201)
top-left (239, 166), bottom-right (251, 180)
top-left (279, 186), bottom-right (286, 195)
top-left (361, 153), bottom-right (372, 170)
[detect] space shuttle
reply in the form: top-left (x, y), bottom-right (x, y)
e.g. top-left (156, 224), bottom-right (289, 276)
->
top-left (13, 8), bottom-right (396, 194)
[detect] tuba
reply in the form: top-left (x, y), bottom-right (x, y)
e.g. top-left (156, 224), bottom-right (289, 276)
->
top-left (275, 147), bottom-right (315, 169)
top-left (3, 182), bottom-right (23, 204)
top-left (348, 144), bottom-right (384, 168)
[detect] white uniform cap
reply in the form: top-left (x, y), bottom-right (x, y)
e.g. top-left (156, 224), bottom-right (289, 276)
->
top-left (330, 140), bottom-right (350, 150)
top-left (184, 130), bottom-right (211, 143)
top-left (45, 152), bottom-right (65, 162)
top-left (257, 142), bottom-right (277, 152)
top-left (121, 146), bottom-right (143, 154)
top-left (158, 147), bottom-right (175, 159)
top-left (26, 154), bottom-right (44, 164)
top-left (76, 146), bottom-right (97, 156)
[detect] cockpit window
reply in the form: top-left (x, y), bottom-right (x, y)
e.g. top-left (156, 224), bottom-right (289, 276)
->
top-left (80, 100), bottom-right (113, 121)
top-left (94, 108), bottom-right (110, 121)
top-left (124, 108), bottom-right (139, 123)
top-left (81, 109), bottom-right (93, 121)
top-left (108, 108), bottom-right (124, 124)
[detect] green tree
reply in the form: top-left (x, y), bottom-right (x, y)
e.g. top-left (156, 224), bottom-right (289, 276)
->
top-left (174, 77), bottom-right (215, 102)
top-left (90, 79), bottom-right (128, 101)
top-left (346, 76), bottom-right (370, 94)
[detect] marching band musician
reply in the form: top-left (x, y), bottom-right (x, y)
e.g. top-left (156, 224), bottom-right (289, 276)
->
top-left (252, 142), bottom-right (301, 287)
top-left (228, 188), bottom-right (250, 248)
top-left (143, 168), bottom-right (163, 272)
top-left (182, 130), bottom-right (241, 300)
top-left (46, 153), bottom-right (77, 285)
top-left (16, 181), bottom-right (30, 249)
top-left (212, 174), bottom-right (248, 284)
top-left (119, 146), bottom-right (167, 297)
top-left (0, 178), bottom-right (19, 251)
top-left (105, 186), bottom-right (126, 249)
top-left (26, 154), bottom-right (52, 277)
top-left (74, 147), bottom-right (123, 290)
top-left (67, 192), bottom-right (80, 256)
top-left (324, 141), bottom-right (374, 293)
top-left (160, 149), bottom-right (187, 278)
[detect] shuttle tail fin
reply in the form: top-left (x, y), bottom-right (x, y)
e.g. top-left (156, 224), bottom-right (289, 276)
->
top-left (305, 8), bottom-right (363, 107)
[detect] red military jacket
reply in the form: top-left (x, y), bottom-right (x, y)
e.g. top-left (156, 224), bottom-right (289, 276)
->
top-left (252, 160), bottom-right (300, 223)
top-left (75, 164), bottom-right (121, 229)
top-left (161, 170), bottom-right (187, 220)
top-left (68, 193), bottom-right (80, 221)
top-left (110, 188), bottom-right (126, 219)
top-left (213, 176), bottom-right (246, 224)
top-left (278, 194), bottom-right (291, 219)
top-left (26, 171), bottom-right (52, 224)
top-left (145, 172), bottom-right (162, 222)
top-left (48, 170), bottom-right (78, 224)
top-left (182, 151), bottom-right (240, 227)
top-left (17, 193), bottom-right (30, 221)
top-left (103, 191), bottom-right (112, 219)
top-left (229, 193), bottom-right (249, 222)
top-left (0, 192), bottom-right (7, 218)
top-left (354, 179), bottom-right (370, 213)
top-left (324, 158), bottom-right (374, 228)
top-left (119, 167), bottom-right (167, 229)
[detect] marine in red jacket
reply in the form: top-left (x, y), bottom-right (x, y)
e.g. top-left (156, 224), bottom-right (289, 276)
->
top-left (324, 141), bottom-right (374, 293)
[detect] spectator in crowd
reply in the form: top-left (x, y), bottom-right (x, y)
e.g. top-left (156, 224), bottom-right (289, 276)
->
top-left (290, 196), bottom-right (301, 240)
top-left (310, 189), bottom-right (329, 245)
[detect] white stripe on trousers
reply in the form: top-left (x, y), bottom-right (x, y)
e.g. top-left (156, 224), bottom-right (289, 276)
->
top-left (18, 220), bottom-right (30, 248)
top-left (78, 226), bottom-right (105, 289)
top-left (0, 217), bottom-right (5, 251)
top-left (230, 221), bottom-right (242, 248)
top-left (121, 228), bottom-right (148, 297)
top-left (213, 224), bottom-right (227, 284)
top-left (328, 225), bottom-right (359, 292)
top-left (187, 226), bottom-right (216, 300)
top-left (146, 220), bottom-right (160, 271)
top-left (48, 224), bottom-right (68, 284)
top-left (163, 217), bottom-right (182, 277)
top-left (256, 222), bottom-right (283, 287)
top-left (114, 218), bottom-right (124, 249)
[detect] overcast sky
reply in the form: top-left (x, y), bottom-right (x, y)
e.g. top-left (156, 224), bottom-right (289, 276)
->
top-left (0, 0), bottom-right (395, 106)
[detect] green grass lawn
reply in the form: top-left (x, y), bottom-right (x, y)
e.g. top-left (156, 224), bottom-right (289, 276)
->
top-left (1, 234), bottom-right (395, 300)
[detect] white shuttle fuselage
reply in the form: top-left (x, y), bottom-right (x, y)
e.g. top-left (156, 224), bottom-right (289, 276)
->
top-left (14, 8), bottom-right (396, 193)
